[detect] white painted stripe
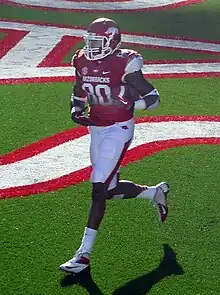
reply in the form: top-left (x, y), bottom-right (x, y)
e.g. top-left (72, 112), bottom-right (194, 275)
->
top-left (0, 21), bottom-right (86, 36)
top-left (1, 63), bottom-right (220, 80)
top-left (0, 121), bottom-right (220, 189)
top-left (0, 20), bottom-right (220, 80)
top-left (142, 63), bottom-right (220, 74)
top-left (0, 67), bottom-right (74, 79)
top-left (0, 31), bottom-right (63, 67)
top-left (0, 21), bottom-right (220, 54)
top-left (0, 135), bottom-right (91, 189)
top-left (131, 121), bottom-right (220, 149)
top-left (5, 0), bottom-right (197, 10)
top-left (122, 34), bottom-right (220, 54)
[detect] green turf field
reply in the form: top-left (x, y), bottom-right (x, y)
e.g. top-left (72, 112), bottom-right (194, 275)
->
top-left (0, 31), bottom-right (6, 39)
top-left (0, 1), bottom-right (220, 294)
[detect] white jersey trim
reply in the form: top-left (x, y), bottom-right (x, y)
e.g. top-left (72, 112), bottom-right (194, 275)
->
top-left (122, 55), bottom-right (144, 83)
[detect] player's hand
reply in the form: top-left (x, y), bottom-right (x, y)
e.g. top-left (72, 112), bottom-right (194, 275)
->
top-left (71, 109), bottom-right (96, 126)
top-left (73, 114), bottom-right (96, 126)
top-left (127, 100), bottom-right (135, 112)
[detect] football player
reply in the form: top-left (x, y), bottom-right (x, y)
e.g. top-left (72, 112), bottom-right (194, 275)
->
top-left (59, 17), bottom-right (169, 275)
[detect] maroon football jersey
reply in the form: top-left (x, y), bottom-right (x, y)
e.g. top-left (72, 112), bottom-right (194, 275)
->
top-left (73, 48), bottom-right (142, 126)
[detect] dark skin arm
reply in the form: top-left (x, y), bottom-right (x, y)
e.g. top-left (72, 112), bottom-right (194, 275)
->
top-left (124, 70), bottom-right (160, 108)
top-left (70, 71), bottom-right (96, 126)
top-left (70, 71), bottom-right (85, 111)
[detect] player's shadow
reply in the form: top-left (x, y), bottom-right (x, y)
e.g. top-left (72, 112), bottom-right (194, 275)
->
top-left (60, 267), bottom-right (104, 295)
top-left (60, 244), bottom-right (184, 295)
top-left (113, 244), bottom-right (184, 295)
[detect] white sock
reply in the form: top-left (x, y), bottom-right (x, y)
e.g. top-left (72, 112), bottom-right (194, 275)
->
top-left (111, 193), bottom-right (124, 200)
top-left (78, 227), bottom-right (97, 255)
top-left (136, 186), bottom-right (157, 201)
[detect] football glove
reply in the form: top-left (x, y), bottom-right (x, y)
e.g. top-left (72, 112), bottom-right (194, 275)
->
top-left (71, 107), bottom-right (96, 126)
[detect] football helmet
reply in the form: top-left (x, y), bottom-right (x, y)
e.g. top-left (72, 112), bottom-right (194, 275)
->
top-left (83, 18), bottom-right (121, 61)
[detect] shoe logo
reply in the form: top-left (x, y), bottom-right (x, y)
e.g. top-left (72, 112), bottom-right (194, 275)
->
top-left (160, 205), bottom-right (167, 215)
top-left (102, 71), bottom-right (110, 75)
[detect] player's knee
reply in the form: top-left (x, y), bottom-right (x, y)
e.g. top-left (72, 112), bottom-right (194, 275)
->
top-left (91, 169), bottom-right (108, 184)
top-left (92, 182), bottom-right (108, 203)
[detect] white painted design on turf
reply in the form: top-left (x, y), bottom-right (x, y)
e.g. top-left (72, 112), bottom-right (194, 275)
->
top-left (142, 62), bottom-right (220, 75)
top-left (123, 34), bottom-right (220, 53)
top-left (0, 121), bottom-right (220, 189)
top-left (0, 20), bottom-right (220, 81)
top-left (1, 21), bottom-right (220, 54)
top-left (1, 63), bottom-right (220, 80)
top-left (3, 0), bottom-right (204, 11)
top-left (0, 31), bottom-right (63, 68)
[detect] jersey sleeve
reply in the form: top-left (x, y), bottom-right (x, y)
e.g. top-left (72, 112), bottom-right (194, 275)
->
top-left (122, 54), bottom-right (144, 83)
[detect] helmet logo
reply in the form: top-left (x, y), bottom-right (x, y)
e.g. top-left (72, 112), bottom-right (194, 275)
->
top-left (105, 26), bottom-right (119, 38)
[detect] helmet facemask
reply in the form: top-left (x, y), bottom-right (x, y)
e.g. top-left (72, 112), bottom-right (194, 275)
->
top-left (83, 32), bottom-right (120, 61)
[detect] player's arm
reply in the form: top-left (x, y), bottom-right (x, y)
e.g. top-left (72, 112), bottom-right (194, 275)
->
top-left (70, 71), bottom-right (86, 113)
top-left (123, 55), bottom-right (160, 110)
top-left (70, 61), bottom-right (96, 126)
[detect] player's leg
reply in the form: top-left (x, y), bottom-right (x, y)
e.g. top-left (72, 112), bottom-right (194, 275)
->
top-left (59, 181), bottom-right (108, 274)
top-left (108, 175), bottom-right (169, 202)
top-left (59, 122), bottom-right (132, 274)
top-left (59, 126), bottom-right (103, 274)
top-left (107, 174), bottom-right (153, 200)
top-left (80, 123), bottom-right (133, 250)
top-left (85, 133), bottom-right (131, 227)
top-left (105, 119), bottom-right (169, 206)
top-left (105, 119), bottom-right (169, 220)
top-left (107, 175), bottom-right (169, 222)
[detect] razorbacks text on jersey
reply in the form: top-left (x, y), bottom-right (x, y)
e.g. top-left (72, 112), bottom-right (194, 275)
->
top-left (72, 48), bottom-right (143, 126)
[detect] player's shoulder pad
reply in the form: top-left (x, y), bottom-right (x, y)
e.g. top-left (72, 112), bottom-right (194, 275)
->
top-left (123, 51), bottom-right (144, 75)
top-left (71, 49), bottom-right (84, 67)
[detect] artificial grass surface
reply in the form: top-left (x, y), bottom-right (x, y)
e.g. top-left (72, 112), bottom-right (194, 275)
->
top-left (1, 1), bottom-right (220, 294)
top-left (1, 145), bottom-right (220, 294)
top-left (1, 77), bottom-right (220, 154)
top-left (0, 31), bottom-right (6, 39)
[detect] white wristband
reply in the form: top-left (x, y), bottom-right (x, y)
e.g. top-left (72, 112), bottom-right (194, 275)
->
top-left (71, 106), bottom-right (82, 114)
top-left (71, 107), bottom-right (76, 114)
top-left (134, 99), bottom-right (147, 110)
top-left (71, 94), bottom-right (86, 102)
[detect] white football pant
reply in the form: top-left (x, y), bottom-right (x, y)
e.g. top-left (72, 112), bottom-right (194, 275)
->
top-left (89, 118), bottom-right (134, 190)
